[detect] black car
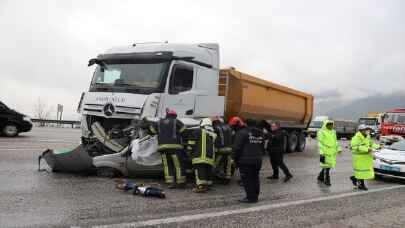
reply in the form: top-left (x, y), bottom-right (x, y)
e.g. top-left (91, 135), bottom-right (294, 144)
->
top-left (0, 101), bottom-right (33, 137)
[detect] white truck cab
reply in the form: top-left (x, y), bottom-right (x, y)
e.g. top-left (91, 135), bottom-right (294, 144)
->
top-left (78, 43), bottom-right (224, 144)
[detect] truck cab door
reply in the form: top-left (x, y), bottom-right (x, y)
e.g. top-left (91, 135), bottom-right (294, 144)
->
top-left (159, 63), bottom-right (196, 117)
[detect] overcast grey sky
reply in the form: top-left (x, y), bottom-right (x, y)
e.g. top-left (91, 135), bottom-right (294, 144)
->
top-left (1, 0), bottom-right (404, 119)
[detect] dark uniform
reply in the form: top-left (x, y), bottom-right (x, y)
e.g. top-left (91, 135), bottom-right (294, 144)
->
top-left (213, 121), bottom-right (233, 183)
top-left (232, 119), bottom-right (264, 203)
top-left (268, 128), bottom-right (292, 181)
top-left (149, 115), bottom-right (186, 186)
top-left (190, 122), bottom-right (217, 192)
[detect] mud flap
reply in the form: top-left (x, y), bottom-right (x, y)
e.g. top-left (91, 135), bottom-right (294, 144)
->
top-left (40, 145), bottom-right (95, 173)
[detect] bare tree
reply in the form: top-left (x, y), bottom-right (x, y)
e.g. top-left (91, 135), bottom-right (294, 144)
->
top-left (33, 98), bottom-right (53, 126)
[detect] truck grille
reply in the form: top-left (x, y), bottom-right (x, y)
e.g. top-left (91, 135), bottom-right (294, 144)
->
top-left (83, 103), bottom-right (141, 118)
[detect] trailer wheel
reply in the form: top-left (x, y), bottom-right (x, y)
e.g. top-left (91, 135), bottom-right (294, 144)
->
top-left (287, 132), bottom-right (298, 153)
top-left (296, 133), bottom-right (306, 152)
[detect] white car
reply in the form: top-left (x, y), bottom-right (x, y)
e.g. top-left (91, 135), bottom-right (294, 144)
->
top-left (374, 140), bottom-right (405, 179)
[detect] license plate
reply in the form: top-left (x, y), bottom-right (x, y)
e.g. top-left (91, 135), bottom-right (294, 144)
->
top-left (380, 165), bottom-right (400, 172)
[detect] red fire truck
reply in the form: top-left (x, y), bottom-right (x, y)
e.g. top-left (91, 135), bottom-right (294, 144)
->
top-left (380, 108), bottom-right (405, 138)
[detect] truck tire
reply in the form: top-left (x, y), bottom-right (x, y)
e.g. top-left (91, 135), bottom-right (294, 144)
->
top-left (2, 123), bottom-right (19, 137)
top-left (296, 132), bottom-right (306, 152)
top-left (287, 132), bottom-right (298, 153)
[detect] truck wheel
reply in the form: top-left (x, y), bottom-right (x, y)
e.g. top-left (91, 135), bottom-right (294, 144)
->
top-left (296, 133), bottom-right (306, 152)
top-left (287, 132), bottom-right (298, 153)
top-left (2, 124), bottom-right (19, 137)
top-left (97, 167), bottom-right (121, 178)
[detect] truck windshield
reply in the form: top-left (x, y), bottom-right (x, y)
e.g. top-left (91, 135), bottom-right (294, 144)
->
top-left (90, 62), bottom-right (169, 94)
top-left (385, 113), bottom-right (405, 124)
top-left (309, 121), bottom-right (323, 128)
top-left (359, 118), bottom-right (377, 125)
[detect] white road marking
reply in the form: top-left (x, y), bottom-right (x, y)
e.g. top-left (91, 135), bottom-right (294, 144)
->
top-left (91, 185), bottom-right (405, 228)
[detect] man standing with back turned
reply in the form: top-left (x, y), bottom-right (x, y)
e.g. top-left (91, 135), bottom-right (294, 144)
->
top-left (317, 120), bottom-right (342, 186)
top-left (233, 119), bottom-right (264, 203)
top-left (267, 121), bottom-right (293, 182)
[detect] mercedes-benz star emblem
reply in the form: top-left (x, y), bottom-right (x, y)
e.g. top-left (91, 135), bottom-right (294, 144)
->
top-left (103, 103), bottom-right (115, 117)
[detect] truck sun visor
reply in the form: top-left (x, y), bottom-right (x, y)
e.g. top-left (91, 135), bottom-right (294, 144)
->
top-left (89, 51), bottom-right (212, 68)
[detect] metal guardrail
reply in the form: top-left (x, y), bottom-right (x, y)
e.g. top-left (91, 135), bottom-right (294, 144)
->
top-left (31, 119), bottom-right (81, 128)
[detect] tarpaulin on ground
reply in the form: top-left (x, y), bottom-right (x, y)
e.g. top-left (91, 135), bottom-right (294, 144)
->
top-left (40, 144), bottom-right (95, 173)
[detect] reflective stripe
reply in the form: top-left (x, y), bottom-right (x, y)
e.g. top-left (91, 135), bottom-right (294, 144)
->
top-left (192, 158), bottom-right (215, 166)
top-left (352, 151), bottom-right (369, 155)
top-left (202, 130), bottom-right (207, 160)
top-left (226, 156), bottom-right (233, 179)
top-left (161, 154), bottom-right (174, 183)
top-left (172, 154), bottom-right (185, 184)
top-left (188, 140), bottom-right (196, 145)
top-left (215, 155), bottom-right (223, 167)
top-left (218, 147), bottom-right (232, 154)
top-left (158, 144), bottom-right (183, 150)
top-left (194, 169), bottom-right (208, 186)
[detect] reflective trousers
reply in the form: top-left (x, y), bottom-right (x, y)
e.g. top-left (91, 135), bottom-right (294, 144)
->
top-left (215, 153), bottom-right (233, 180)
top-left (160, 149), bottom-right (186, 184)
top-left (193, 163), bottom-right (213, 186)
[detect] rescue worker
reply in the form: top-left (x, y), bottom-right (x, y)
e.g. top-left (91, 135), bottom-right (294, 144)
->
top-left (228, 116), bottom-right (246, 186)
top-left (212, 118), bottom-right (234, 184)
top-left (233, 119), bottom-right (264, 203)
top-left (191, 118), bottom-right (217, 193)
top-left (229, 116), bottom-right (246, 134)
top-left (149, 109), bottom-right (186, 189)
top-left (316, 120), bottom-right (342, 186)
top-left (350, 124), bottom-right (380, 190)
top-left (267, 121), bottom-right (293, 182)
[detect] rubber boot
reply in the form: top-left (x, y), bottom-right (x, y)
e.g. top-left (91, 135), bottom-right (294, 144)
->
top-left (350, 176), bottom-right (358, 188)
top-left (324, 174), bottom-right (331, 186)
top-left (317, 169), bottom-right (324, 183)
top-left (358, 180), bottom-right (368, 191)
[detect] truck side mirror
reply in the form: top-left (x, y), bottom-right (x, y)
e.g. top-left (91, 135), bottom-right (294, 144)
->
top-left (77, 92), bottom-right (85, 113)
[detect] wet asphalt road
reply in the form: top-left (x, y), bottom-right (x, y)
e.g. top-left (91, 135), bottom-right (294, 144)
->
top-left (1, 127), bottom-right (405, 228)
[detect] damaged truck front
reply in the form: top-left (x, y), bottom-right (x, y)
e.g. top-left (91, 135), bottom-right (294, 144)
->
top-left (77, 43), bottom-right (224, 175)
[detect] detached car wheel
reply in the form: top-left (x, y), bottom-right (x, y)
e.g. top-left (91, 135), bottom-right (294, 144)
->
top-left (2, 124), bottom-right (19, 137)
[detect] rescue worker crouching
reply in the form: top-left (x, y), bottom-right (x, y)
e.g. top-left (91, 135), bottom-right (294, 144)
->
top-left (317, 120), bottom-right (342, 186)
top-left (191, 118), bottom-right (217, 193)
top-left (212, 117), bottom-right (234, 184)
top-left (233, 119), bottom-right (265, 203)
top-left (149, 109), bottom-right (187, 189)
top-left (350, 124), bottom-right (381, 191)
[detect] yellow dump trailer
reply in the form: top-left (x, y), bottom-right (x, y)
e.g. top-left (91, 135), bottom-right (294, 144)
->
top-left (219, 68), bottom-right (314, 152)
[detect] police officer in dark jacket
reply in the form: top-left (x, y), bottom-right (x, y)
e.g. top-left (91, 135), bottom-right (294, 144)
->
top-left (149, 109), bottom-right (186, 188)
top-left (232, 118), bottom-right (264, 203)
top-left (267, 122), bottom-right (293, 182)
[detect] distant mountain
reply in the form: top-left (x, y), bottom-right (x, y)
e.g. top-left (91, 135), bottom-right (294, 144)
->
top-left (315, 91), bottom-right (405, 120)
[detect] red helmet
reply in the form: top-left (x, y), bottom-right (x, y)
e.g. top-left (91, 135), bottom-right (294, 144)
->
top-left (166, 109), bottom-right (177, 117)
top-left (228, 116), bottom-right (245, 127)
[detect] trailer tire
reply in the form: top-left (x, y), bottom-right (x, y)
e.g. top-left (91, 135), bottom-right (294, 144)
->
top-left (287, 132), bottom-right (298, 153)
top-left (296, 132), bottom-right (306, 152)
